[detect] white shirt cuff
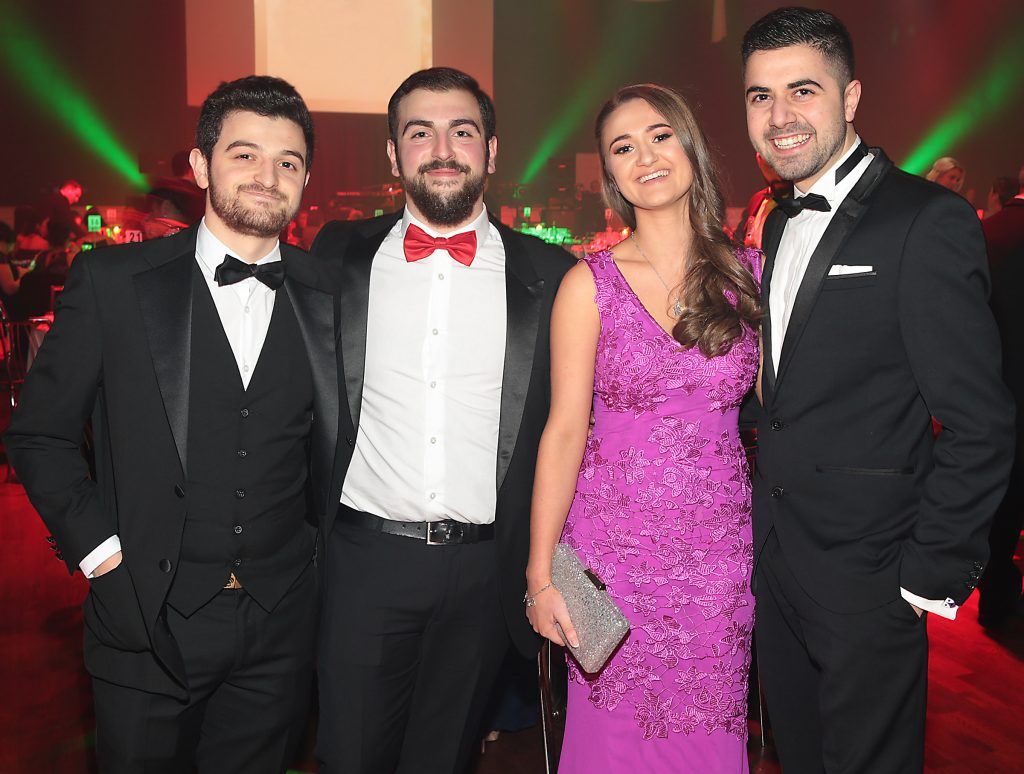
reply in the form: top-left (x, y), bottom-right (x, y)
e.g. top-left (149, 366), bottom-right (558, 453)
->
top-left (79, 535), bottom-right (122, 578)
top-left (900, 586), bottom-right (958, 621)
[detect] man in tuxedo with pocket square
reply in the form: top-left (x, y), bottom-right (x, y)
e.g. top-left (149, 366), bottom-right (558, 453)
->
top-left (6, 76), bottom-right (342, 773)
top-left (741, 8), bottom-right (1014, 772)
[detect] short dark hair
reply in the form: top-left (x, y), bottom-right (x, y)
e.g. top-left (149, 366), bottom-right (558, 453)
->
top-left (742, 7), bottom-right (855, 86)
top-left (195, 75), bottom-right (315, 169)
top-left (992, 176), bottom-right (1020, 207)
top-left (387, 67), bottom-right (496, 145)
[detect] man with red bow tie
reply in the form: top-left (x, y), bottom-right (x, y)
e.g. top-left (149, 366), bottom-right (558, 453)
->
top-left (310, 67), bottom-right (573, 773)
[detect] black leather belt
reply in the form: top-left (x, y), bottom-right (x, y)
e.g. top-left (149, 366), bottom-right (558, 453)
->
top-left (337, 504), bottom-right (494, 545)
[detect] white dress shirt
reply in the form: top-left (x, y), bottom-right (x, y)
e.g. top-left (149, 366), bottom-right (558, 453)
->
top-left (340, 206), bottom-right (507, 524)
top-left (769, 137), bottom-right (872, 369)
top-left (79, 219), bottom-right (283, 577)
top-left (771, 140), bottom-right (956, 620)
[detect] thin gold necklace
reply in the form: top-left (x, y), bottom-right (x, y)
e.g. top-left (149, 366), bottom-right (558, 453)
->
top-left (631, 232), bottom-right (685, 318)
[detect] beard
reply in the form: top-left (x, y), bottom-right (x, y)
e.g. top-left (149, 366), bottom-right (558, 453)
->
top-left (759, 108), bottom-right (847, 183)
top-left (208, 172), bottom-right (297, 238)
top-left (400, 159), bottom-right (487, 227)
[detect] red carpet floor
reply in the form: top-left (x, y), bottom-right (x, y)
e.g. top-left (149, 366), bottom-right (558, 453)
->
top-left (2, 480), bottom-right (1021, 773)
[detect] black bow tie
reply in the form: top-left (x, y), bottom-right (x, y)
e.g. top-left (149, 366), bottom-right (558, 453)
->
top-left (214, 255), bottom-right (286, 290)
top-left (773, 142), bottom-right (869, 219)
top-left (774, 192), bottom-right (832, 219)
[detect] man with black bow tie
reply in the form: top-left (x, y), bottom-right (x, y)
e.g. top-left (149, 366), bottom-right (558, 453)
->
top-left (741, 8), bottom-right (1013, 773)
top-left (6, 76), bottom-right (340, 773)
top-left (310, 67), bottom-right (573, 773)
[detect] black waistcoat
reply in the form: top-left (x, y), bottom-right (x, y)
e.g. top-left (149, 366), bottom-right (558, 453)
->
top-left (167, 267), bottom-right (315, 616)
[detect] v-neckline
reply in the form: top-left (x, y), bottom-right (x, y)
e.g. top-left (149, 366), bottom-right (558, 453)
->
top-left (601, 251), bottom-right (678, 343)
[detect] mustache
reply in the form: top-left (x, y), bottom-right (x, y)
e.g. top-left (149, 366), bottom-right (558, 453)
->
top-left (765, 125), bottom-right (816, 141)
top-left (237, 184), bottom-right (284, 200)
top-left (417, 160), bottom-right (471, 175)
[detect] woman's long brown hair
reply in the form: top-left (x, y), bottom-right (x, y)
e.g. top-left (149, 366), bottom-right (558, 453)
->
top-left (595, 84), bottom-right (761, 357)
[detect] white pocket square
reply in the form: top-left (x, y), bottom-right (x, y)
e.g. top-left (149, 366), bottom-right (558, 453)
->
top-left (828, 264), bottom-right (874, 276)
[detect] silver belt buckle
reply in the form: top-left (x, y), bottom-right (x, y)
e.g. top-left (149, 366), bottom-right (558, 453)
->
top-left (426, 521), bottom-right (463, 545)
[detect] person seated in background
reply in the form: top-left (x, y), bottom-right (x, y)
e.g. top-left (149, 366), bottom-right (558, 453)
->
top-left (15, 219), bottom-right (73, 319)
top-left (0, 221), bottom-right (23, 304)
top-left (13, 205), bottom-right (48, 252)
top-left (985, 175), bottom-right (1020, 218)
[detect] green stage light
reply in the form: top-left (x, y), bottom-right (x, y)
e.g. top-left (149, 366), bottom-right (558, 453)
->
top-left (520, 8), bottom-right (653, 185)
top-left (902, 30), bottom-right (1024, 175)
top-left (0, 5), bottom-right (149, 190)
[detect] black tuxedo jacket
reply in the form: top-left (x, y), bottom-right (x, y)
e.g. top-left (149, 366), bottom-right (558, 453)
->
top-left (310, 212), bottom-right (573, 656)
top-left (754, 149), bottom-right (1015, 612)
top-left (5, 223), bottom-right (341, 698)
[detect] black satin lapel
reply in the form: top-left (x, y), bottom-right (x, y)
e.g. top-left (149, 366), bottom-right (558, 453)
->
top-left (285, 277), bottom-right (339, 515)
top-left (774, 152), bottom-right (892, 390)
top-left (760, 208), bottom-right (787, 399)
top-left (133, 254), bottom-right (194, 476)
top-left (338, 229), bottom-right (388, 430)
top-left (496, 233), bottom-right (544, 491)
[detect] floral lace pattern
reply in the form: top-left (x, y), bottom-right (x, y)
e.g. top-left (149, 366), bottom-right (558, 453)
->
top-left (562, 248), bottom-right (760, 743)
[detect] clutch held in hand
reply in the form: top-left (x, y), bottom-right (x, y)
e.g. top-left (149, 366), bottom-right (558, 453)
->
top-left (551, 543), bottom-right (630, 673)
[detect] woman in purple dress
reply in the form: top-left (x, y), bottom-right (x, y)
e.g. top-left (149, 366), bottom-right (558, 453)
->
top-left (526, 84), bottom-right (762, 772)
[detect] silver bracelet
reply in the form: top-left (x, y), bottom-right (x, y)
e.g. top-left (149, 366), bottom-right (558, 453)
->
top-left (523, 583), bottom-right (553, 607)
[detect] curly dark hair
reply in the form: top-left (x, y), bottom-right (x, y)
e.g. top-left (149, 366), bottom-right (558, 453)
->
top-left (196, 75), bottom-right (314, 169)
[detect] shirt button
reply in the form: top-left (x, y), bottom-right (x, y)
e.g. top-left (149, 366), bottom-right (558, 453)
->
top-left (432, 328), bottom-right (439, 336)
top-left (237, 449), bottom-right (247, 458)
top-left (770, 418), bottom-right (784, 431)
top-left (429, 381), bottom-right (437, 388)
top-left (243, 364), bottom-right (250, 372)
top-left (430, 436), bottom-right (437, 444)
top-left (438, 272), bottom-right (445, 280)
top-left (240, 408), bottom-right (250, 418)
top-left (235, 489), bottom-right (246, 499)
top-left (429, 492), bottom-right (436, 500)
top-left (233, 525), bottom-right (243, 534)
top-left (244, 305), bottom-right (250, 313)
top-left (233, 558), bottom-right (242, 568)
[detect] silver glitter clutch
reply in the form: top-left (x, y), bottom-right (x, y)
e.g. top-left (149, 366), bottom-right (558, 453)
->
top-left (551, 543), bottom-right (630, 674)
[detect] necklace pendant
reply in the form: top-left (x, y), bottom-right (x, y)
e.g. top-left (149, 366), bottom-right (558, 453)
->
top-left (671, 300), bottom-right (685, 318)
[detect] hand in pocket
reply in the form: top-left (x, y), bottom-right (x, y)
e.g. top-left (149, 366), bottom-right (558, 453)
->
top-left (84, 563), bottom-right (151, 652)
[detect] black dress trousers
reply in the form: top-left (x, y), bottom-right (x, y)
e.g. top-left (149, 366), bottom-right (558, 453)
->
top-left (92, 562), bottom-right (317, 774)
top-left (317, 521), bottom-right (509, 774)
top-left (754, 531), bottom-right (928, 774)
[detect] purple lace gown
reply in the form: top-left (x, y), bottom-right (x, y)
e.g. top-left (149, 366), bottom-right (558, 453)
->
top-left (558, 249), bottom-right (760, 773)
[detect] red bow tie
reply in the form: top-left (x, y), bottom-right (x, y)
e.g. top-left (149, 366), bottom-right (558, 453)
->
top-left (403, 223), bottom-right (477, 266)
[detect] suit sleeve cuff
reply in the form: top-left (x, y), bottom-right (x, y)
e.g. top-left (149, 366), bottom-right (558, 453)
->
top-left (901, 586), bottom-right (958, 620)
top-left (79, 535), bottom-right (122, 578)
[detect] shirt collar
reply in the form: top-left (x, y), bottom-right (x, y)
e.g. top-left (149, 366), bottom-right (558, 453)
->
top-left (195, 218), bottom-right (282, 279)
top-left (400, 205), bottom-right (491, 253)
top-left (796, 134), bottom-right (868, 201)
